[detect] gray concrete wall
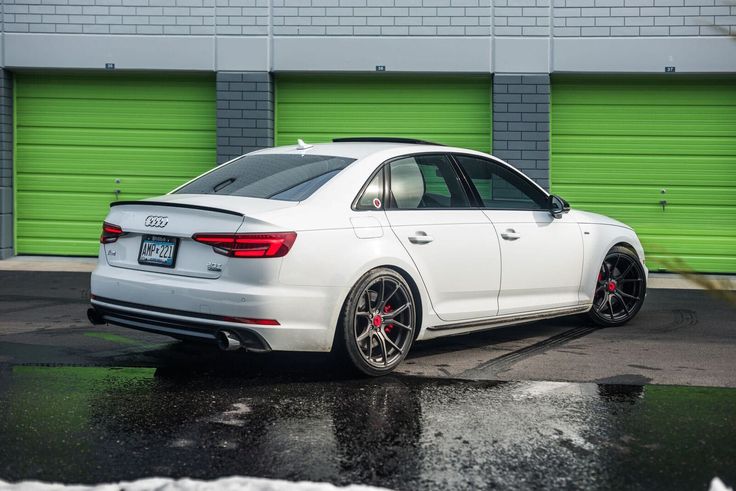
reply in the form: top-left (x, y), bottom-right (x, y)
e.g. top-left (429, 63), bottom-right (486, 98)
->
top-left (216, 71), bottom-right (273, 164)
top-left (271, 0), bottom-right (491, 36)
top-left (495, 0), bottom-right (551, 36)
top-left (552, 0), bottom-right (736, 37)
top-left (3, 0), bottom-right (269, 36)
top-left (493, 74), bottom-right (550, 189)
top-left (2, 0), bottom-right (735, 73)
top-left (0, 70), bottom-right (13, 259)
top-left (6, 0), bottom-right (733, 37)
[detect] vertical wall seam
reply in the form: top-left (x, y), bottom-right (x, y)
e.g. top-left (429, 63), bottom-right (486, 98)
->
top-left (213, 0), bottom-right (218, 71)
top-left (490, 0), bottom-right (495, 74)
top-left (11, 70), bottom-right (16, 256)
top-left (268, 0), bottom-right (274, 72)
top-left (548, 0), bottom-right (554, 73)
top-left (1, 0), bottom-right (5, 68)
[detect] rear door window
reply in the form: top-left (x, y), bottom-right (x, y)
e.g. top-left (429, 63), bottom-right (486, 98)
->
top-left (174, 154), bottom-right (355, 201)
top-left (388, 154), bottom-right (471, 209)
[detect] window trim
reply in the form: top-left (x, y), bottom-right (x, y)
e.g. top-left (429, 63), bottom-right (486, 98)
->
top-left (449, 152), bottom-right (550, 212)
top-left (351, 165), bottom-right (387, 211)
top-left (351, 151), bottom-right (551, 213)
top-left (384, 152), bottom-right (474, 211)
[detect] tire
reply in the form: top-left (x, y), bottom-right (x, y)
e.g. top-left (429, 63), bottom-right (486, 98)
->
top-left (588, 246), bottom-right (647, 327)
top-left (336, 268), bottom-right (417, 376)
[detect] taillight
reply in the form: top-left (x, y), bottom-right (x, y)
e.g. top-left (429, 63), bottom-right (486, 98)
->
top-left (100, 222), bottom-right (124, 244)
top-left (192, 232), bottom-right (297, 258)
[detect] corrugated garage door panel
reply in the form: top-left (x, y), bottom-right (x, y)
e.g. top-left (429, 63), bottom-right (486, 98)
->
top-left (15, 72), bottom-right (216, 256)
top-left (276, 75), bottom-right (491, 153)
top-left (551, 76), bottom-right (736, 274)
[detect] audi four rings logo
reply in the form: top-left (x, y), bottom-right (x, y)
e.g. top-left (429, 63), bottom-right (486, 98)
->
top-left (144, 216), bottom-right (169, 228)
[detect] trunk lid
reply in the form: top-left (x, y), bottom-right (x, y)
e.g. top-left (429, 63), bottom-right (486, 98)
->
top-left (102, 195), bottom-right (299, 278)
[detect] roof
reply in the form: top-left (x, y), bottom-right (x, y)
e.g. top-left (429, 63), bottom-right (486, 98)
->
top-left (250, 141), bottom-right (443, 160)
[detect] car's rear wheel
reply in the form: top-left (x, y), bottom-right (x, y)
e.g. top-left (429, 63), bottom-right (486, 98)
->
top-left (588, 246), bottom-right (646, 327)
top-left (338, 268), bottom-right (416, 376)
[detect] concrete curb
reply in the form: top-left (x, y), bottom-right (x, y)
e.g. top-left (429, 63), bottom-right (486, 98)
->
top-left (648, 273), bottom-right (736, 291)
top-left (0, 256), bottom-right (97, 272)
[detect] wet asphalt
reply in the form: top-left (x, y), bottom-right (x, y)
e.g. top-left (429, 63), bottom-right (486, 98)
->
top-left (0, 367), bottom-right (734, 490)
top-left (1, 271), bottom-right (735, 489)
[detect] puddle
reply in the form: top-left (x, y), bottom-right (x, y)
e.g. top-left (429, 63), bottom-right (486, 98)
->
top-left (0, 366), bottom-right (734, 490)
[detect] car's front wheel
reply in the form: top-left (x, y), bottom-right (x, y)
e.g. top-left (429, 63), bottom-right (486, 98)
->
top-left (337, 268), bottom-right (417, 376)
top-left (589, 246), bottom-right (646, 327)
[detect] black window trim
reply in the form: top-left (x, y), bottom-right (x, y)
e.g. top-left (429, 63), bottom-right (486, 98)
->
top-left (449, 152), bottom-right (551, 212)
top-left (351, 164), bottom-right (387, 211)
top-left (384, 152), bottom-right (474, 211)
top-left (352, 151), bottom-right (551, 213)
top-left (353, 152), bottom-right (472, 212)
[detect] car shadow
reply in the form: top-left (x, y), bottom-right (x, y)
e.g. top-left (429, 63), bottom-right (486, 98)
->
top-left (0, 309), bottom-right (597, 382)
top-left (407, 314), bottom-right (595, 359)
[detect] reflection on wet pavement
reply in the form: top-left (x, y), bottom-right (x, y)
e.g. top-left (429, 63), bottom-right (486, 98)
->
top-left (0, 367), bottom-right (734, 490)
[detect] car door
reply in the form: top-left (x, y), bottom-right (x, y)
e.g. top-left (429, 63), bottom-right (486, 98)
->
top-left (453, 154), bottom-right (584, 316)
top-left (385, 153), bottom-right (501, 322)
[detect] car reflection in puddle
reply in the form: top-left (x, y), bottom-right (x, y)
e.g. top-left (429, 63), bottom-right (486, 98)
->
top-left (0, 366), bottom-right (733, 490)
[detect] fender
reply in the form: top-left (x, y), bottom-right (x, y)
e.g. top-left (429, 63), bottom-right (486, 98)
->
top-left (579, 223), bottom-right (648, 305)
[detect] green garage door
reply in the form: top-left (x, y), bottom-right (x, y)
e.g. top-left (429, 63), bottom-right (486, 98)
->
top-left (15, 72), bottom-right (215, 256)
top-left (551, 77), bottom-right (736, 274)
top-left (275, 75), bottom-right (491, 152)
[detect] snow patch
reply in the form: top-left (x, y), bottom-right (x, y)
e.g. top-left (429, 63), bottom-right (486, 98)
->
top-left (710, 478), bottom-right (733, 491)
top-left (0, 477), bottom-right (392, 491)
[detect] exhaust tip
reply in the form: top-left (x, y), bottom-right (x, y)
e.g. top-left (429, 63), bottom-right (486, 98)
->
top-left (87, 308), bottom-right (106, 326)
top-left (216, 330), bottom-right (242, 351)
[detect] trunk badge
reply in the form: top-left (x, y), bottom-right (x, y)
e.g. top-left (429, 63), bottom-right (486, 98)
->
top-left (145, 216), bottom-right (169, 228)
top-left (207, 262), bottom-right (223, 272)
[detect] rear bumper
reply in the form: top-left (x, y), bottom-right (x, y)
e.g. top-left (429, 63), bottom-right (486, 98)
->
top-left (89, 298), bottom-right (273, 351)
top-left (90, 264), bottom-right (343, 352)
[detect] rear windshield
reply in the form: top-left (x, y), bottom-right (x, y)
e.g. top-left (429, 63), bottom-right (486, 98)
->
top-left (174, 154), bottom-right (356, 201)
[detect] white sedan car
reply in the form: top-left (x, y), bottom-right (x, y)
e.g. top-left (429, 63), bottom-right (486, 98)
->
top-left (89, 138), bottom-right (647, 376)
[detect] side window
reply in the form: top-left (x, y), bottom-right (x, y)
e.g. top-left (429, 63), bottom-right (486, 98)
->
top-left (454, 155), bottom-right (548, 210)
top-left (388, 154), bottom-right (470, 209)
top-left (355, 170), bottom-right (384, 210)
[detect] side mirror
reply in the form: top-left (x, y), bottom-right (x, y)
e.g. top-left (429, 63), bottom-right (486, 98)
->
top-left (549, 194), bottom-right (570, 219)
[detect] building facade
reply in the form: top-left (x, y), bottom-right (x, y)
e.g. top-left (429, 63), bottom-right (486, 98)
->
top-left (0, 0), bottom-right (734, 272)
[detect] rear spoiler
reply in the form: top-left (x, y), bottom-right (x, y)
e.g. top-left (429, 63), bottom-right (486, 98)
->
top-left (110, 200), bottom-right (244, 217)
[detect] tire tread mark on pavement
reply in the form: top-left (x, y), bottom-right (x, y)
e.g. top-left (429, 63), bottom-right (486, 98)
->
top-left (0, 300), bottom-right (75, 316)
top-left (1, 295), bottom-right (88, 303)
top-left (459, 326), bottom-right (597, 378)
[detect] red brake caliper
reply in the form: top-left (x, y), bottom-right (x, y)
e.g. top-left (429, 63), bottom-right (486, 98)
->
top-left (383, 304), bottom-right (394, 334)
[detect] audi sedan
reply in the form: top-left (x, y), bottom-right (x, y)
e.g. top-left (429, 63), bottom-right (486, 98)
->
top-left (88, 138), bottom-right (647, 376)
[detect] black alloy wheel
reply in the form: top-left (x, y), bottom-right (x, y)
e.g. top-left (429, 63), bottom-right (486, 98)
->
top-left (338, 268), bottom-right (416, 376)
top-left (589, 246), bottom-right (646, 327)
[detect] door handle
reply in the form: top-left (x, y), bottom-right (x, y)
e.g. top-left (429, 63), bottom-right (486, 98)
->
top-left (408, 232), bottom-right (434, 244)
top-left (501, 229), bottom-right (520, 241)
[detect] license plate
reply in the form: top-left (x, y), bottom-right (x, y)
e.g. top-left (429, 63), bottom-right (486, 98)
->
top-left (138, 235), bottom-right (179, 268)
